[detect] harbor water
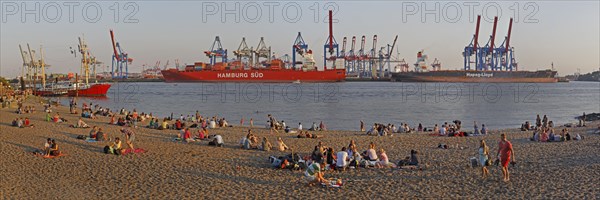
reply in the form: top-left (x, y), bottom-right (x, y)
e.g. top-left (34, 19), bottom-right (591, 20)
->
top-left (61, 81), bottom-right (600, 131)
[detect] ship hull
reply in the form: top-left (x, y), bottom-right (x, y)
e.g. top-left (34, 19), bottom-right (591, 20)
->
top-left (161, 69), bottom-right (346, 83)
top-left (391, 70), bottom-right (558, 83)
top-left (67, 84), bottom-right (112, 96)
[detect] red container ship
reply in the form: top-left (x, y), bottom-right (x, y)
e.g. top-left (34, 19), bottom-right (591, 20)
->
top-left (162, 10), bottom-right (346, 83)
top-left (162, 58), bottom-right (345, 83)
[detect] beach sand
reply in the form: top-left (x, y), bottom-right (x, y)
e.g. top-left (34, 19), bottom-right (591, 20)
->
top-left (1, 97), bottom-right (599, 199)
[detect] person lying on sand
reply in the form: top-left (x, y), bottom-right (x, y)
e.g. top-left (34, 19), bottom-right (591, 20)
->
top-left (304, 159), bottom-right (327, 186)
top-left (69, 117), bottom-right (88, 128)
top-left (297, 131), bottom-right (322, 139)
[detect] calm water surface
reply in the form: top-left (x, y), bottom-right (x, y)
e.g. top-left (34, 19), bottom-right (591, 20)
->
top-left (62, 81), bottom-right (600, 130)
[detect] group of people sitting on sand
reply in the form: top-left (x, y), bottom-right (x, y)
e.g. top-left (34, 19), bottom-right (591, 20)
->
top-left (11, 117), bottom-right (33, 128)
top-left (523, 114), bottom-right (583, 142)
top-left (16, 105), bottom-right (35, 114)
top-left (240, 129), bottom-right (289, 151)
top-left (296, 141), bottom-right (422, 185)
top-left (531, 127), bottom-right (582, 142)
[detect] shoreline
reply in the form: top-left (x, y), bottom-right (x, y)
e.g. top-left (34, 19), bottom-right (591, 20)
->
top-left (1, 96), bottom-right (599, 199)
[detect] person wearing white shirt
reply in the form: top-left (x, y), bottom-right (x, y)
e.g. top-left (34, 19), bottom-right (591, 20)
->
top-left (336, 147), bottom-right (349, 169)
top-left (298, 122), bottom-right (303, 131)
top-left (440, 125), bottom-right (447, 136)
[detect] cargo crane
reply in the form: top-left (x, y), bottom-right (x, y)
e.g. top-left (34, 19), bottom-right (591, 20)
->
top-left (291, 32), bottom-right (308, 69)
top-left (19, 45), bottom-right (31, 83)
top-left (485, 16), bottom-right (499, 71)
top-left (234, 37), bottom-right (253, 68)
top-left (357, 36), bottom-right (369, 78)
top-left (463, 15), bottom-right (481, 71)
top-left (378, 35), bottom-right (398, 76)
top-left (493, 18), bottom-right (516, 71)
top-left (254, 37), bottom-right (271, 68)
top-left (369, 35), bottom-right (379, 78)
top-left (110, 29), bottom-right (132, 79)
top-left (431, 58), bottom-right (442, 71)
top-left (204, 36), bottom-right (228, 65)
top-left (346, 36), bottom-right (357, 75)
top-left (323, 10), bottom-right (339, 69)
top-left (338, 37), bottom-right (347, 67)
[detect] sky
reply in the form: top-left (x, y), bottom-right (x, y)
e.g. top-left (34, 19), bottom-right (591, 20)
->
top-left (1, 1), bottom-right (599, 78)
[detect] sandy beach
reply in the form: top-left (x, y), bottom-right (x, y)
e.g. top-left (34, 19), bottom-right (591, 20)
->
top-left (1, 96), bottom-right (599, 199)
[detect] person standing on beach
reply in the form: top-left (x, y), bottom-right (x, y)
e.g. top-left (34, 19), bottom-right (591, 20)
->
top-left (360, 120), bottom-right (365, 132)
top-left (121, 128), bottom-right (136, 151)
top-left (479, 140), bottom-right (490, 178)
top-left (250, 118), bottom-right (254, 127)
top-left (536, 115), bottom-right (541, 128)
top-left (474, 121), bottom-right (480, 135)
top-left (497, 134), bottom-right (515, 182)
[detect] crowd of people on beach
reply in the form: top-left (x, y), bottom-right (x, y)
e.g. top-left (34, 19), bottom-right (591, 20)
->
top-left (525, 114), bottom-right (584, 142)
top-left (7, 93), bottom-right (600, 188)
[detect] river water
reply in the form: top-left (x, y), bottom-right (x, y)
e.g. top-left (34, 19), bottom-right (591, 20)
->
top-left (61, 81), bottom-right (600, 131)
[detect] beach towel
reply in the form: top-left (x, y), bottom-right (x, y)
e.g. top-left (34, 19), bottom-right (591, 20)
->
top-left (321, 178), bottom-right (344, 188)
top-left (85, 138), bottom-right (97, 142)
top-left (121, 148), bottom-right (147, 155)
top-left (32, 151), bottom-right (65, 159)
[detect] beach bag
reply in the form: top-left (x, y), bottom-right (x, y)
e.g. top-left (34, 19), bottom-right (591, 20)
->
top-left (103, 146), bottom-right (110, 154)
top-left (493, 158), bottom-right (500, 166)
top-left (470, 157), bottom-right (478, 168)
top-left (485, 158), bottom-right (492, 166)
top-left (280, 159), bottom-right (289, 169)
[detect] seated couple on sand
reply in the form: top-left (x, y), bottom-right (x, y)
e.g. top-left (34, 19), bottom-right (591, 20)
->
top-left (88, 126), bottom-right (108, 141)
top-left (34, 138), bottom-right (60, 157)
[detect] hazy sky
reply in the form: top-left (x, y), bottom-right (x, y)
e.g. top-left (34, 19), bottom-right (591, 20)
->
top-left (1, 1), bottom-right (599, 77)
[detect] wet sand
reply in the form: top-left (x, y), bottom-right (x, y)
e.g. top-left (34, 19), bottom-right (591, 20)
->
top-left (1, 97), bottom-right (599, 199)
